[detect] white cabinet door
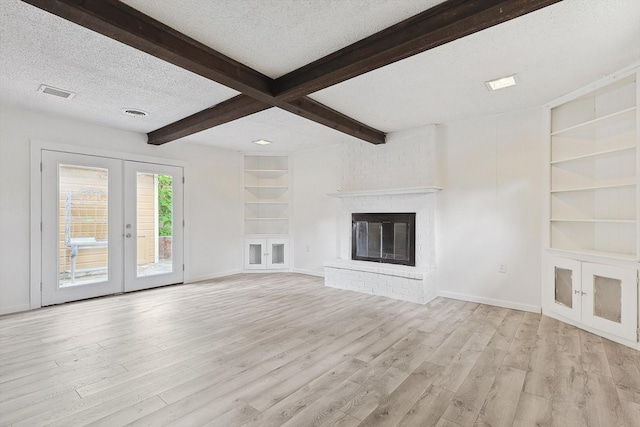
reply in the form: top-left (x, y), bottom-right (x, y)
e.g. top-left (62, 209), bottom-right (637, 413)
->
top-left (548, 257), bottom-right (582, 323)
top-left (245, 239), bottom-right (267, 269)
top-left (581, 263), bottom-right (638, 341)
top-left (266, 238), bottom-right (289, 270)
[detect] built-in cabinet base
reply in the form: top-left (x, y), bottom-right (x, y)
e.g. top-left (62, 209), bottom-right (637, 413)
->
top-left (244, 238), bottom-right (290, 270)
top-left (545, 255), bottom-right (639, 349)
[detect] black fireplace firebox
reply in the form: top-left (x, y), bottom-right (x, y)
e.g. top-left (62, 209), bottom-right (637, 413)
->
top-left (351, 213), bottom-right (416, 266)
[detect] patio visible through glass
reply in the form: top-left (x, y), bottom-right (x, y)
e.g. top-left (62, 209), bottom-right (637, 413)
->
top-left (136, 172), bottom-right (173, 278)
top-left (58, 164), bottom-right (109, 287)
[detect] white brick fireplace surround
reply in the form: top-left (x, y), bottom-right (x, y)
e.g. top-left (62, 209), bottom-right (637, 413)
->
top-left (324, 189), bottom-right (438, 304)
top-left (324, 124), bottom-right (442, 304)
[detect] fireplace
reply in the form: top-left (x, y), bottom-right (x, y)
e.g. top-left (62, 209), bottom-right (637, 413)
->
top-left (352, 213), bottom-right (416, 266)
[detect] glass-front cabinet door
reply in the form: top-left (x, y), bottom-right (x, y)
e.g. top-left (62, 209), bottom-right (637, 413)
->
top-left (244, 238), bottom-right (289, 270)
top-left (266, 238), bottom-right (289, 269)
top-left (245, 239), bottom-right (266, 269)
top-left (581, 262), bottom-right (637, 341)
top-left (548, 257), bottom-right (582, 323)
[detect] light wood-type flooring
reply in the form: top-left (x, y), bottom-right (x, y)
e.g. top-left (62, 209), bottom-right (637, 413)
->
top-left (1, 273), bottom-right (639, 426)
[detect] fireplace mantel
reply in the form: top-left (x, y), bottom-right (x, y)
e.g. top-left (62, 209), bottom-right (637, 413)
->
top-left (327, 186), bottom-right (441, 198)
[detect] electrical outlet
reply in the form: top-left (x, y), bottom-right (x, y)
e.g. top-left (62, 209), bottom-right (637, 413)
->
top-left (498, 263), bottom-right (507, 273)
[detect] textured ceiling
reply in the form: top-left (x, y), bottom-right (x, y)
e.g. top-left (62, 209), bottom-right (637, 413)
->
top-left (121, 0), bottom-right (442, 79)
top-left (1, 0), bottom-right (639, 152)
top-left (0, 0), bottom-right (239, 134)
top-left (310, 0), bottom-right (640, 132)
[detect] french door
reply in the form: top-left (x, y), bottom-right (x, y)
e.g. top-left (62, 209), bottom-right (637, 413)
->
top-left (41, 151), bottom-right (183, 305)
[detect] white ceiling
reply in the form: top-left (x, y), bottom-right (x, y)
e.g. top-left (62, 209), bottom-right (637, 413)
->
top-left (1, 0), bottom-right (639, 153)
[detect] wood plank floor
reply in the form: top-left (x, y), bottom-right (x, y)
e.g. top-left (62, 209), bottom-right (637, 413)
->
top-left (1, 273), bottom-right (639, 426)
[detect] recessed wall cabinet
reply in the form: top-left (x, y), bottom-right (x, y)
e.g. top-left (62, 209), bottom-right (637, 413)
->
top-left (243, 155), bottom-right (291, 270)
top-left (245, 238), bottom-right (290, 270)
top-left (544, 66), bottom-right (639, 348)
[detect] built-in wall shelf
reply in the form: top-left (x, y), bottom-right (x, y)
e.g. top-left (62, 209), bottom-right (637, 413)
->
top-left (551, 219), bottom-right (636, 224)
top-left (328, 186), bottom-right (442, 198)
top-left (244, 155), bottom-right (290, 236)
top-left (550, 146), bottom-right (636, 165)
top-left (544, 67), bottom-right (639, 350)
top-left (245, 169), bottom-right (288, 173)
top-left (245, 201), bottom-right (289, 205)
top-left (550, 106), bottom-right (636, 136)
top-left (550, 183), bottom-right (636, 193)
top-left (547, 248), bottom-right (638, 262)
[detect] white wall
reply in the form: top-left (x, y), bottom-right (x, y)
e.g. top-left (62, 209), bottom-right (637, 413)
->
top-left (0, 104), bottom-right (243, 314)
top-left (341, 125), bottom-right (440, 191)
top-left (291, 144), bottom-right (341, 275)
top-left (436, 108), bottom-right (545, 312)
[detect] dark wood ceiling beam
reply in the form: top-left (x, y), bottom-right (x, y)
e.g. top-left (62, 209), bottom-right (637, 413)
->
top-left (147, 95), bottom-right (272, 146)
top-left (22, 0), bottom-right (274, 102)
top-left (273, 0), bottom-right (563, 101)
top-left (21, 0), bottom-right (386, 144)
top-left (277, 97), bottom-right (386, 144)
top-left (148, 94), bottom-right (386, 145)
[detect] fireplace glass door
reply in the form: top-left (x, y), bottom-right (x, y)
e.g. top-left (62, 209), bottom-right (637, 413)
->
top-left (352, 213), bottom-right (415, 266)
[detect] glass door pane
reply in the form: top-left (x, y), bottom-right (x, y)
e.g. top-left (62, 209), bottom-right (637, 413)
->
top-left (135, 172), bottom-right (173, 278)
top-left (249, 244), bottom-right (263, 265)
top-left (271, 243), bottom-right (285, 265)
top-left (42, 151), bottom-right (123, 306)
top-left (59, 164), bottom-right (109, 286)
top-left (554, 267), bottom-right (573, 308)
top-left (593, 275), bottom-right (622, 323)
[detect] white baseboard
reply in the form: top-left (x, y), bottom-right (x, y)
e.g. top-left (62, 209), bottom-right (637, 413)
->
top-left (292, 268), bottom-right (324, 277)
top-left (438, 290), bottom-right (541, 313)
top-left (186, 269), bottom-right (242, 284)
top-left (0, 304), bottom-right (32, 316)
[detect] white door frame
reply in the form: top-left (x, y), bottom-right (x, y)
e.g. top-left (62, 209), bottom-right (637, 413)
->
top-left (30, 140), bottom-right (190, 309)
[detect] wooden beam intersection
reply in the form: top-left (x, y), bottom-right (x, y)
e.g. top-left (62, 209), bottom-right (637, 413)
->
top-left (22, 0), bottom-right (562, 145)
top-left (21, 0), bottom-right (386, 145)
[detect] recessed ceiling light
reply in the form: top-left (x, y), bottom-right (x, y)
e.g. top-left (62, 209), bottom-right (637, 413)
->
top-left (121, 108), bottom-right (149, 117)
top-left (485, 75), bottom-right (517, 91)
top-left (38, 84), bottom-right (75, 99)
top-left (253, 139), bottom-right (272, 145)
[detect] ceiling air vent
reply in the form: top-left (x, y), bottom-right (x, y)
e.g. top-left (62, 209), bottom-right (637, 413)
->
top-left (38, 84), bottom-right (75, 99)
top-left (121, 108), bottom-right (149, 117)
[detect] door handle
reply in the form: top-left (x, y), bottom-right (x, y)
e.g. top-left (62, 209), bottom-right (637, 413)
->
top-left (126, 233), bottom-right (132, 238)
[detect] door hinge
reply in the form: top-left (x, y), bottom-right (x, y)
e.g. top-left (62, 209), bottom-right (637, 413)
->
top-left (40, 162), bottom-right (42, 172)
top-left (182, 219), bottom-right (185, 228)
top-left (40, 221), bottom-right (42, 232)
top-left (182, 264), bottom-right (185, 271)
top-left (182, 176), bottom-right (185, 184)
top-left (637, 328), bottom-right (639, 342)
